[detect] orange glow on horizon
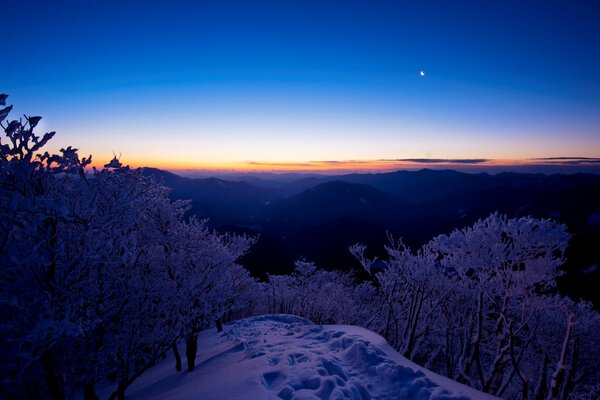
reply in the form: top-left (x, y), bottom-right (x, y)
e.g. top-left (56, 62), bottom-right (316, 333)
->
top-left (86, 157), bottom-right (598, 173)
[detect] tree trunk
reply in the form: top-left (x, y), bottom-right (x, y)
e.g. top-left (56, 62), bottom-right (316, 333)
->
top-left (84, 382), bottom-right (99, 400)
top-left (405, 291), bottom-right (424, 359)
top-left (215, 319), bottom-right (223, 332)
top-left (383, 281), bottom-right (397, 341)
top-left (472, 291), bottom-right (485, 388)
top-left (172, 342), bottom-right (182, 372)
top-left (507, 323), bottom-right (529, 400)
top-left (186, 333), bottom-right (198, 372)
top-left (547, 310), bottom-right (575, 400)
top-left (534, 354), bottom-right (548, 400)
top-left (484, 299), bottom-right (511, 395)
top-left (384, 302), bottom-right (393, 340)
top-left (455, 307), bottom-right (473, 384)
top-left (40, 350), bottom-right (64, 400)
top-left (117, 379), bottom-right (127, 400)
top-left (559, 337), bottom-right (577, 400)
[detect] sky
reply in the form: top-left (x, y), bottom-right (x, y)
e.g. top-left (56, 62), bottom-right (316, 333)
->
top-left (3, 0), bottom-right (600, 172)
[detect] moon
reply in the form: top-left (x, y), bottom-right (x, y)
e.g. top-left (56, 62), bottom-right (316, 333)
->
top-left (420, 70), bottom-right (426, 77)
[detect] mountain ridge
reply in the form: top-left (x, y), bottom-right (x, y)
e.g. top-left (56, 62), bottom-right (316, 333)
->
top-left (141, 167), bottom-right (600, 306)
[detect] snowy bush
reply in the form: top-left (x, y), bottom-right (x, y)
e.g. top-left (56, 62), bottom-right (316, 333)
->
top-left (266, 261), bottom-right (375, 326)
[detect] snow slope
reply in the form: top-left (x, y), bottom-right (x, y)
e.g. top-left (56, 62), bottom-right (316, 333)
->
top-left (125, 315), bottom-right (497, 400)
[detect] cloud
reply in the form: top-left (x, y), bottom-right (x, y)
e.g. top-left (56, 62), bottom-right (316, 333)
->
top-left (240, 158), bottom-right (496, 171)
top-left (529, 157), bottom-right (600, 165)
top-left (240, 157), bottom-right (600, 172)
top-left (394, 158), bottom-right (491, 164)
top-left (309, 160), bottom-right (378, 165)
top-left (244, 161), bottom-right (315, 167)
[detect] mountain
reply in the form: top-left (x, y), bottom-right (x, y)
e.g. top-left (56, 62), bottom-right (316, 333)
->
top-left (236, 168), bottom-right (600, 203)
top-left (264, 181), bottom-right (406, 227)
top-left (143, 168), bottom-right (281, 225)
top-left (142, 168), bottom-right (600, 306)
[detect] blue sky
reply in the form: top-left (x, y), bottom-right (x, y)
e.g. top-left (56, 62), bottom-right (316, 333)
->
top-left (3, 0), bottom-right (600, 170)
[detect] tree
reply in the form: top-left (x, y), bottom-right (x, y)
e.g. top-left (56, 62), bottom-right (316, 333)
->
top-left (349, 214), bottom-right (600, 399)
top-left (351, 236), bottom-right (454, 359)
top-left (429, 213), bottom-right (570, 396)
top-left (266, 260), bottom-right (374, 326)
top-left (1, 94), bottom-right (92, 399)
top-left (166, 217), bottom-right (256, 372)
top-left (0, 95), bottom-right (260, 399)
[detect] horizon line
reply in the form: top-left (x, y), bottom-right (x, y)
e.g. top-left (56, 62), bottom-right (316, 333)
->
top-left (113, 157), bottom-right (600, 176)
top-left (101, 156), bottom-right (600, 170)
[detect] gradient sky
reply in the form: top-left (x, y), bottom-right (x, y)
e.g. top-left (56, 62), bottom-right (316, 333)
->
top-left (3, 0), bottom-right (600, 171)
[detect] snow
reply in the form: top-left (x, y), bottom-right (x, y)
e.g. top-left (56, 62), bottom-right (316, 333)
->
top-left (123, 315), bottom-right (497, 400)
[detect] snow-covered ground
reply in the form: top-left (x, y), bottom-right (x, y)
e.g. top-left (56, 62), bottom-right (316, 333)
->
top-left (124, 315), bottom-right (497, 400)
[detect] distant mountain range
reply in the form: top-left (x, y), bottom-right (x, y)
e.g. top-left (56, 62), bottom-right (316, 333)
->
top-left (142, 168), bottom-right (600, 306)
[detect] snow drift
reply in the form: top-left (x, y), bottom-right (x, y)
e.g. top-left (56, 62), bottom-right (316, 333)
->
top-left (122, 315), bottom-right (496, 400)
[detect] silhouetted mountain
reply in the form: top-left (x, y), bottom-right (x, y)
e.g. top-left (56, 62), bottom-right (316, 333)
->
top-left (264, 181), bottom-right (406, 226)
top-left (142, 167), bottom-right (183, 186)
top-left (141, 167), bottom-right (600, 307)
top-left (143, 167), bottom-right (280, 225)
top-left (312, 169), bottom-right (494, 202)
top-left (272, 169), bottom-right (600, 202)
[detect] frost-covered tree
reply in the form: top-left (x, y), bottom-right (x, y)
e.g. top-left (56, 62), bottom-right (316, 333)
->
top-left (429, 214), bottom-right (570, 396)
top-left (532, 296), bottom-right (600, 400)
top-left (351, 237), bottom-right (454, 359)
top-left (0, 94), bottom-right (93, 399)
top-left (267, 260), bottom-right (375, 326)
top-left (165, 217), bottom-right (256, 372)
top-left (0, 95), bottom-right (259, 399)
top-left (350, 213), bottom-right (600, 399)
top-left (76, 166), bottom-right (185, 400)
